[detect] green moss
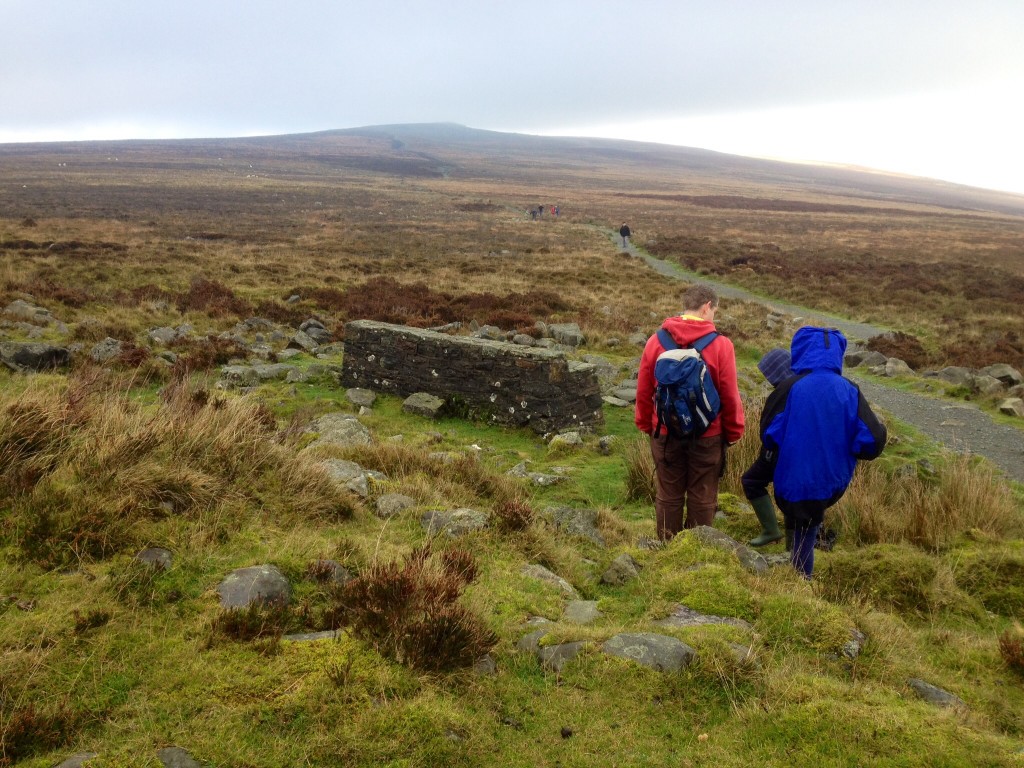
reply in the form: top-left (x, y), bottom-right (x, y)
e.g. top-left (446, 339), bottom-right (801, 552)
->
top-left (817, 543), bottom-right (940, 615)
top-left (950, 543), bottom-right (1024, 616)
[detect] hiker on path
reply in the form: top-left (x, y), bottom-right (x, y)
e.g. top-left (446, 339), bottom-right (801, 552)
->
top-left (619, 223), bottom-right (631, 248)
top-left (741, 348), bottom-right (793, 548)
top-left (753, 326), bottom-right (887, 577)
top-left (635, 284), bottom-right (745, 540)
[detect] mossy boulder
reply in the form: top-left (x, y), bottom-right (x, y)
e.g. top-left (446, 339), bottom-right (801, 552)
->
top-left (950, 545), bottom-right (1024, 617)
top-left (817, 543), bottom-right (943, 615)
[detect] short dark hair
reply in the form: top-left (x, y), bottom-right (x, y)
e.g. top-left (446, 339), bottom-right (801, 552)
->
top-left (682, 284), bottom-right (719, 312)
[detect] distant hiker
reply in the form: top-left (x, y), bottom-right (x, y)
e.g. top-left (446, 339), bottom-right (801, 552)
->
top-left (554, 205), bottom-right (560, 216)
top-left (635, 284), bottom-right (745, 540)
top-left (754, 327), bottom-right (887, 578)
top-left (530, 208), bottom-right (537, 220)
top-left (741, 348), bottom-right (794, 548)
top-left (619, 223), bottom-right (631, 247)
top-left (550, 205), bottom-right (556, 216)
top-left (537, 204), bottom-right (543, 217)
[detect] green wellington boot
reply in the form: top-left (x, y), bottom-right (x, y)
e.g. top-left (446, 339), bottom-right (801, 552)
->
top-left (748, 495), bottom-right (783, 547)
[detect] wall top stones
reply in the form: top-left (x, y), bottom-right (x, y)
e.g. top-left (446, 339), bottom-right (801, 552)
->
top-left (339, 320), bottom-right (604, 433)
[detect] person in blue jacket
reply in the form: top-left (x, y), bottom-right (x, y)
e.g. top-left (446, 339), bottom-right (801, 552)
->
top-left (755, 326), bottom-right (887, 577)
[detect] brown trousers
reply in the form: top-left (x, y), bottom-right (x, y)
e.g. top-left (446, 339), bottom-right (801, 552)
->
top-left (650, 433), bottom-right (724, 540)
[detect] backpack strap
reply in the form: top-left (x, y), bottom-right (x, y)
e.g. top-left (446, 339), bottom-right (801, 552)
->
top-left (690, 332), bottom-right (718, 354)
top-left (656, 329), bottom-right (678, 351)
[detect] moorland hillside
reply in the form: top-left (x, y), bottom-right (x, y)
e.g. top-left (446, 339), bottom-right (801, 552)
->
top-left (0, 125), bottom-right (1023, 767)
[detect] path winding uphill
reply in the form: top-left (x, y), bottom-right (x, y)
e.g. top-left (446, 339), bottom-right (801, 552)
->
top-left (607, 231), bottom-right (1024, 484)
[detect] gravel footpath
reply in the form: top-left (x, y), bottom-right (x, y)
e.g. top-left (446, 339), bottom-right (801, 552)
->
top-left (607, 230), bottom-right (1024, 483)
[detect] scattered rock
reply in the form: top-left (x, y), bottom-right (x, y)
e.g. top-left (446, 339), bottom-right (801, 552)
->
top-left (980, 364), bottom-right (1023, 387)
top-left (998, 398), bottom-right (1024, 418)
top-left (216, 565), bottom-right (291, 609)
top-left (844, 349), bottom-right (887, 368)
top-left (402, 392), bottom-right (446, 419)
top-left (148, 326), bottom-right (179, 345)
top-left (512, 333), bottom-right (536, 346)
top-left (376, 492), bottom-right (416, 519)
top-left (421, 507), bottom-right (490, 537)
top-left (549, 431), bottom-right (584, 450)
top-left (598, 435), bottom-right (617, 455)
top-left (287, 329), bottom-right (319, 352)
top-left (346, 387), bottom-right (377, 408)
top-left (538, 641), bottom-right (586, 673)
top-left (136, 547), bottom-right (173, 571)
top-left (547, 322), bottom-right (586, 347)
top-left (690, 526), bottom-right (769, 575)
top-left (521, 563), bottom-right (579, 597)
top-left (562, 600), bottom-right (602, 624)
top-left (543, 505), bottom-right (605, 547)
top-left (601, 632), bottom-right (696, 673)
top-left (473, 654), bottom-right (498, 675)
top-left (305, 413), bottom-right (371, 448)
top-left (517, 627), bottom-right (551, 653)
top-left (4, 299), bottom-right (51, 324)
top-left (601, 553), bottom-right (641, 586)
top-left (653, 604), bottom-right (752, 631)
top-left (157, 746), bottom-right (205, 768)
top-left (970, 374), bottom-right (1005, 396)
top-left (935, 366), bottom-right (973, 387)
top-left (907, 678), bottom-right (966, 709)
top-left (841, 628), bottom-right (867, 660)
top-left (283, 630), bottom-right (339, 642)
top-left (90, 337), bottom-right (123, 363)
top-left (602, 395), bottom-right (630, 407)
top-left (0, 341), bottom-right (71, 371)
top-left (884, 358), bottom-right (914, 377)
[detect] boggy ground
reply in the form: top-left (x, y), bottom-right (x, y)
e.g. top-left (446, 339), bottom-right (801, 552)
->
top-left (1, 131), bottom-right (1023, 766)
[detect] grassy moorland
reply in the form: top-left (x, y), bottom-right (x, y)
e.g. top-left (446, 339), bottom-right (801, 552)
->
top-left (1, 126), bottom-right (1023, 766)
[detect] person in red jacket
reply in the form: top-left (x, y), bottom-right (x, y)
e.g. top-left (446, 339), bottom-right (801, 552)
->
top-left (635, 284), bottom-right (745, 539)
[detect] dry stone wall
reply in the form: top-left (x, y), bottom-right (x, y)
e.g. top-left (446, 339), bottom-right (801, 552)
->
top-left (340, 320), bottom-right (604, 433)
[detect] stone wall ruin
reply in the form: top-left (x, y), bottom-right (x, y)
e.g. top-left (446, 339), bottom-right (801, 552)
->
top-left (339, 320), bottom-right (604, 433)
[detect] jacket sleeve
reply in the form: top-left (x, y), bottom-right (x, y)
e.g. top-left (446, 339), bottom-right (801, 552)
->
top-left (714, 337), bottom-right (745, 443)
top-left (852, 388), bottom-right (887, 460)
top-left (634, 336), bottom-right (658, 433)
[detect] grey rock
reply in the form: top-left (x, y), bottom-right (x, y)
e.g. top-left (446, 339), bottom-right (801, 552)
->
top-left (728, 643), bottom-right (758, 667)
top-left (980, 363), bottom-right (1023, 387)
top-left (136, 547), bottom-right (173, 571)
top-left (253, 363), bottom-right (298, 381)
top-left (998, 397), bottom-right (1024, 418)
top-left (548, 323), bottom-right (586, 347)
top-left (517, 627), bottom-right (551, 653)
top-left (544, 505), bottom-right (605, 547)
top-left (549, 431), bottom-right (584, 449)
top-left (376, 493), bottom-right (416, 519)
top-left (628, 332), bottom-right (648, 346)
top-left (421, 507), bottom-right (490, 537)
top-left (935, 366), bottom-right (974, 387)
top-left (286, 294), bottom-right (301, 304)
top-left (636, 536), bottom-right (665, 551)
top-left (157, 746), bottom-right (204, 768)
top-left (402, 392), bottom-right (446, 418)
top-left (970, 374), bottom-right (1005, 395)
top-left (653, 604), bottom-right (752, 630)
top-left (844, 349), bottom-right (887, 368)
top-left (288, 329), bottom-right (319, 352)
top-left (602, 395), bottom-right (631, 407)
top-left (283, 630), bottom-right (339, 642)
top-left (54, 754), bottom-right (100, 768)
top-left (473, 324), bottom-right (506, 341)
top-left (0, 341), bottom-right (71, 371)
top-left (320, 459), bottom-right (364, 483)
top-left (562, 600), bottom-right (602, 625)
top-left (538, 641), bottom-right (586, 673)
top-left (611, 386), bottom-right (638, 402)
top-left (306, 413), bottom-right (371, 448)
top-left (601, 632), bottom-right (696, 673)
top-left (521, 563), bottom-right (579, 597)
top-left (601, 553), bottom-right (641, 586)
top-left (512, 333), bottom-right (536, 346)
top-left (90, 337), bottom-right (123, 363)
top-left (907, 678), bottom-right (966, 709)
top-left (277, 348), bottom-right (302, 361)
top-left (216, 564), bottom-right (290, 609)
top-left (148, 326), bottom-right (178, 345)
top-left (4, 298), bottom-right (51, 324)
top-left (346, 387), bottom-right (377, 408)
top-left (598, 435), bottom-right (617, 455)
top-left (691, 526), bottom-right (769, 574)
top-left (473, 654), bottom-right (498, 675)
top-left (884, 358), bottom-right (914, 377)
top-left (841, 628), bottom-right (867, 660)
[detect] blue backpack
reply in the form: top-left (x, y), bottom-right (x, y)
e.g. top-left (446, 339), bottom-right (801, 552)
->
top-left (653, 330), bottom-right (721, 440)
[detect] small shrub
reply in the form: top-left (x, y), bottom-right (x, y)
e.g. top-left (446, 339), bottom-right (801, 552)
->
top-left (0, 698), bottom-right (83, 766)
top-left (999, 623), bottom-right (1024, 676)
top-left (72, 609), bottom-right (112, 634)
top-left (334, 545), bottom-right (496, 671)
top-left (493, 496), bottom-right (534, 532)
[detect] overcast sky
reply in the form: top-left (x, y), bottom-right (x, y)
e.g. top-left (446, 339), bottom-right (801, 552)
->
top-left (4, 1), bottom-right (1024, 194)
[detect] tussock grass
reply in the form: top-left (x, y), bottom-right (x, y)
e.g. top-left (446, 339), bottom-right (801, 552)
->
top-left (0, 376), bottom-right (352, 567)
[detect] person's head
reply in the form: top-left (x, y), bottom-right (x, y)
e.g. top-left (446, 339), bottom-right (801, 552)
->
top-left (681, 284), bottom-right (719, 319)
top-left (757, 348), bottom-right (793, 387)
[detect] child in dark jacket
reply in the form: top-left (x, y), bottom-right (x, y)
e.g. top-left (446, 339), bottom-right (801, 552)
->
top-left (749, 327), bottom-right (887, 577)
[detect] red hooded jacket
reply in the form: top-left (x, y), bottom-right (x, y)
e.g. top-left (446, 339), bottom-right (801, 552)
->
top-left (634, 315), bottom-right (745, 443)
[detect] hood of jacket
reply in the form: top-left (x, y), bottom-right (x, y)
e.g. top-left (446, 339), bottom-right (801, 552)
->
top-left (661, 315), bottom-right (717, 347)
top-left (790, 326), bottom-right (847, 374)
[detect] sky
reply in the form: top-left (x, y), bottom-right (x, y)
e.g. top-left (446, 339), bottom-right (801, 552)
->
top-left (3, 1), bottom-right (1024, 195)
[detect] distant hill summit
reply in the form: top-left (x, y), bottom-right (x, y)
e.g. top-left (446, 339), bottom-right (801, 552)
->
top-left (3, 122), bottom-right (1024, 216)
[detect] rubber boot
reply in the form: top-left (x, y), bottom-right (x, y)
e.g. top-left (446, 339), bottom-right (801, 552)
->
top-left (747, 495), bottom-right (783, 547)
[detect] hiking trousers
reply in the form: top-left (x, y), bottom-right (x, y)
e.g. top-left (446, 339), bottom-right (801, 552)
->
top-left (649, 433), bottom-right (724, 540)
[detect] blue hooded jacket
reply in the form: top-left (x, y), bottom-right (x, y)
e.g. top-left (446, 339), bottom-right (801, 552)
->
top-left (762, 327), bottom-right (886, 523)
